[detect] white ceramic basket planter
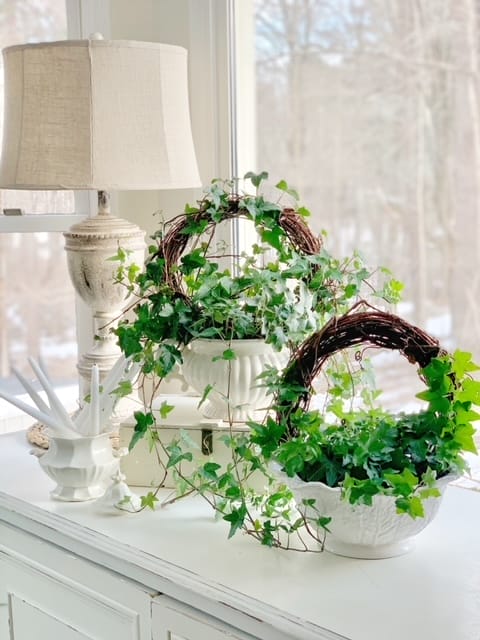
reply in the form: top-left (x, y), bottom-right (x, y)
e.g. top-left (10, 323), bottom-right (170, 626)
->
top-left (182, 339), bottom-right (288, 421)
top-left (39, 433), bottom-right (119, 502)
top-left (285, 473), bottom-right (454, 559)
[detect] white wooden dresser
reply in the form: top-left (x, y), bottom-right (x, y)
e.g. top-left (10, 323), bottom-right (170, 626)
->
top-left (0, 430), bottom-right (479, 640)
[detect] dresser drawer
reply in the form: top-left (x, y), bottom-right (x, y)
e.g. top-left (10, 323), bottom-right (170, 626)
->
top-left (0, 522), bottom-right (156, 640)
top-left (152, 595), bottom-right (257, 640)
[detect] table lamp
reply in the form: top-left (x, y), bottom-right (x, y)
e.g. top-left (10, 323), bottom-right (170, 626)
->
top-left (0, 35), bottom-right (201, 393)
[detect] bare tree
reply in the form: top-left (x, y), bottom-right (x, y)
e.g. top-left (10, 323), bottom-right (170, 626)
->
top-left (255, 0), bottom-right (480, 358)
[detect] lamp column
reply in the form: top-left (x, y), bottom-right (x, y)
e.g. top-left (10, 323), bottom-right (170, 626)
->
top-left (64, 191), bottom-right (145, 397)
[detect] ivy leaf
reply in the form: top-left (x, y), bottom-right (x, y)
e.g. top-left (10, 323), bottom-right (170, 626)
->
top-left (297, 206), bottom-right (311, 218)
top-left (316, 516), bottom-right (332, 532)
top-left (260, 226), bottom-right (285, 251)
top-left (166, 443), bottom-right (193, 468)
top-left (419, 487), bottom-right (441, 500)
top-left (244, 170), bottom-right (268, 188)
top-left (154, 343), bottom-right (182, 378)
top-left (129, 411), bottom-right (155, 451)
top-left (344, 283), bottom-right (358, 299)
top-left (198, 383), bottom-right (214, 409)
top-left (453, 350), bottom-right (480, 376)
top-left (158, 400), bottom-right (174, 419)
top-left (107, 246), bottom-right (130, 262)
top-left (180, 250), bottom-right (208, 273)
top-left (415, 389), bottom-right (450, 413)
top-left (140, 492), bottom-right (159, 510)
top-left (457, 378), bottom-right (480, 404)
top-left (127, 263), bottom-right (141, 283)
top-left (146, 427), bottom-right (160, 452)
top-left (421, 467), bottom-right (438, 487)
top-left (212, 348), bottom-right (237, 362)
top-left (384, 468), bottom-right (419, 497)
top-left (395, 495), bottom-right (425, 518)
top-left (454, 406), bottom-right (480, 425)
top-left (192, 327), bottom-right (223, 339)
top-left (275, 179), bottom-right (299, 201)
top-left (453, 424), bottom-right (478, 454)
top-left (379, 278), bottom-right (404, 303)
top-left (181, 217), bottom-right (209, 236)
top-left (156, 303), bottom-right (174, 317)
top-left (223, 504), bottom-right (248, 538)
top-left (179, 428), bottom-right (201, 451)
top-left (116, 326), bottom-right (143, 357)
top-left (112, 380), bottom-right (133, 398)
top-left (201, 462), bottom-right (222, 480)
top-left (260, 521), bottom-right (277, 547)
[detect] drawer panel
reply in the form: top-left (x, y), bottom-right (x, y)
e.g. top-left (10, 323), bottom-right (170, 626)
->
top-left (152, 595), bottom-right (256, 640)
top-left (0, 550), bottom-right (153, 640)
top-left (9, 594), bottom-right (93, 640)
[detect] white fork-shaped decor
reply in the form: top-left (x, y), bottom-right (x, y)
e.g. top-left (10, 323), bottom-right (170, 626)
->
top-left (0, 356), bottom-right (139, 437)
top-left (0, 356), bottom-right (139, 500)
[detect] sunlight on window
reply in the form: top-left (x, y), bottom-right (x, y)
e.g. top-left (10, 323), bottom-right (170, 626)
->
top-left (0, 1), bottom-right (78, 401)
top-left (255, 0), bottom-right (480, 408)
top-left (254, 0), bottom-right (480, 416)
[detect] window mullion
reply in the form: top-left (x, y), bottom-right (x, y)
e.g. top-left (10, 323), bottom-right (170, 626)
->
top-left (0, 214), bottom-right (86, 234)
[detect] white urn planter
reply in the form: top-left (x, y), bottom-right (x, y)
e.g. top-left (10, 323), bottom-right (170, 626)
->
top-left (38, 433), bottom-right (119, 502)
top-left (285, 473), bottom-right (454, 559)
top-left (182, 339), bottom-right (288, 421)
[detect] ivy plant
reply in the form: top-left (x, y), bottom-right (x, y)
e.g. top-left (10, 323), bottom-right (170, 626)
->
top-left (112, 172), bottom-right (417, 550)
top-left (249, 349), bottom-right (479, 519)
top-left (113, 172), bottom-right (401, 381)
top-left (123, 348), bottom-right (479, 546)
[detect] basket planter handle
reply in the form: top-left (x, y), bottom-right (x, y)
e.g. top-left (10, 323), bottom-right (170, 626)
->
top-left (279, 309), bottom-right (444, 427)
top-left (155, 203), bottom-right (322, 295)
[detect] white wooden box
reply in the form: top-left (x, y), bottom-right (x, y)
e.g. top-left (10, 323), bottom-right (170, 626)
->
top-left (119, 395), bottom-right (251, 488)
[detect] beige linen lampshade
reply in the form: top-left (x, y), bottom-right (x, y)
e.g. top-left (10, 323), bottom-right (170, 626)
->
top-left (0, 37), bottom-right (201, 190)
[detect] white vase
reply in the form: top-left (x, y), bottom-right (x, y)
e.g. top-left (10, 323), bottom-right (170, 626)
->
top-left (283, 472), bottom-right (454, 559)
top-left (38, 433), bottom-right (119, 502)
top-left (182, 339), bottom-right (288, 421)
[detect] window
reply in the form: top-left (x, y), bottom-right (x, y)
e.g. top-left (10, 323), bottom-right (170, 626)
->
top-left (9, 0), bottom-right (472, 423)
top-left (252, 0), bottom-right (480, 411)
top-left (0, 0), bottom-right (87, 427)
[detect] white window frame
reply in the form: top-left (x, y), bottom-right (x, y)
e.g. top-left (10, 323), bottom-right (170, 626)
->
top-left (186, 0), bottom-right (256, 253)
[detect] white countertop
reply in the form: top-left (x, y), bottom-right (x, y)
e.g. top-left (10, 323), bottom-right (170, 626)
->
top-left (0, 430), bottom-right (479, 640)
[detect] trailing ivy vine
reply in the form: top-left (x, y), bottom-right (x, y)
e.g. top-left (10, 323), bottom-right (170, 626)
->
top-left (110, 172), bottom-right (470, 551)
top-left (113, 172), bottom-right (402, 380)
